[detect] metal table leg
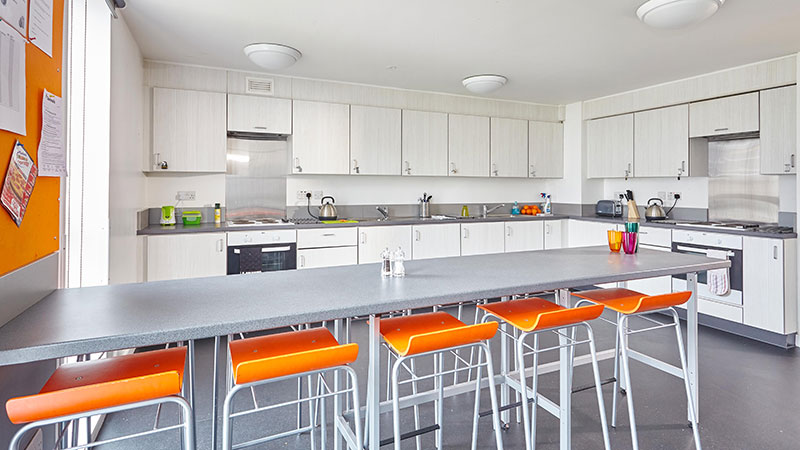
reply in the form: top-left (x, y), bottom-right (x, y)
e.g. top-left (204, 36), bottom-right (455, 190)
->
top-left (557, 289), bottom-right (571, 450)
top-left (367, 314), bottom-right (381, 450)
top-left (212, 335), bottom-right (220, 450)
top-left (687, 272), bottom-right (699, 422)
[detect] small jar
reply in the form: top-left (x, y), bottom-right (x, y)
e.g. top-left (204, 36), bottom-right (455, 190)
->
top-left (380, 247), bottom-right (392, 278)
top-left (392, 247), bottom-right (406, 277)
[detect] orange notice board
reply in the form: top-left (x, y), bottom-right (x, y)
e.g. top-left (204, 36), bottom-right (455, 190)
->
top-left (0, 0), bottom-right (64, 277)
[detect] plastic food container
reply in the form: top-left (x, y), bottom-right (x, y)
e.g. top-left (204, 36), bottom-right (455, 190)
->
top-left (182, 211), bottom-right (202, 226)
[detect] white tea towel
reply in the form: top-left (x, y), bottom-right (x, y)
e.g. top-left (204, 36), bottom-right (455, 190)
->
top-left (706, 249), bottom-right (730, 296)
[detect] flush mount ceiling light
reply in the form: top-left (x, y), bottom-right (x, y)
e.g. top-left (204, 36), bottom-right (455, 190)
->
top-left (637, 0), bottom-right (725, 29)
top-left (462, 74), bottom-right (508, 94)
top-left (243, 43), bottom-right (302, 70)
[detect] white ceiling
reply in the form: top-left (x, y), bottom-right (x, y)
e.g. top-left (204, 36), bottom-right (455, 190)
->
top-left (121, 0), bottom-right (800, 105)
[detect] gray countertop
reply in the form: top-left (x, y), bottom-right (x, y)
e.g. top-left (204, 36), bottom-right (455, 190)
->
top-left (136, 214), bottom-right (796, 239)
top-left (0, 247), bottom-right (728, 366)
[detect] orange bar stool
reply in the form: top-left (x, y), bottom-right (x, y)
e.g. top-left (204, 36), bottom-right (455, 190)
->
top-left (479, 298), bottom-right (611, 450)
top-left (373, 311), bottom-right (504, 450)
top-left (572, 288), bottom-right (702, 450)
top-left (221, 327), bottom-right (362, 450)
top-left (5, 347), bottom-right (194, 450)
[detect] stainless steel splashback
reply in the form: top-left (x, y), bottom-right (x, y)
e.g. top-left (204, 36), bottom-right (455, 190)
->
top-left (226, 137), bottom-right (288, 220)
top-left (708, 138), bottom-right (779, 223)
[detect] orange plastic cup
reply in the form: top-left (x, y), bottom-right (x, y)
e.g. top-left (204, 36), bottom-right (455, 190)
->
top-left (607, 230), bottom-right (623, 252)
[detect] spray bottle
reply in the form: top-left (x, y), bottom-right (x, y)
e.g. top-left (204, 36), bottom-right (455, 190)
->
top-left (540, 193), bottom-right (552, 215)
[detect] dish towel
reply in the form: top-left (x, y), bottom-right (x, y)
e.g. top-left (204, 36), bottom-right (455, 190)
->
top-left (706, 249), bottom-right (730, 296)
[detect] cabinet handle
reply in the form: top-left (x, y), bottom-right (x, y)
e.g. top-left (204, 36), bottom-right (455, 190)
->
top-left (774, 245), bottom-right (778, 260)
top-left (361, 232), bottom-right (366, 244)
top-left (463, 228), bottom-right (469, 239)
top-left (529, 164), bottom-right (535, 177)
top-left (792, 154), bottom-right (796, 169)
top-left (492, 163), bottom-right (498, 177)
top-left (624, 163), bottom-right (631, 179)
top-left (506, 226), bottom-right (512, 237)
top-left (450, 162), bottom-right (457, 174)
top-left (714, 127), bottom-right (729, 132)
top-left (679, 160), bottom-right (686, 175)
top-left (415, 230), bottom-right (421, 241)
top-left (217, 239), bottom-right (224, 252)
top-left (545, 223), bottom-right (551, 234)
top-left (294, 157), bottom-right (303, 173)
top-left (322, 233), bottom-right (336, 237)
top-left (253, 126), bottom-right (267, 130)
top-left (300, 255), bottom-right (306, 267)
top-left (404, 161), bottom-right (411, 175)
top-left (353, 159), bottom-right (360, 174)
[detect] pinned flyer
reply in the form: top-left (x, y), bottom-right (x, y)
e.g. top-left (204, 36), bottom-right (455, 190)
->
top-left (1, 141), bottom-right (38, 227)
top-left (38, 90), bottom-right (65, 177)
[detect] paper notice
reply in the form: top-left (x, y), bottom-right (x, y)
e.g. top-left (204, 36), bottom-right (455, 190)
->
top-left (0, 18), bottom-right (26, 136)
top-left (38, 90), bottom-right (64, 177)
top-left (0, 0), bottom-right (27, 36)
top-left (29, 0), bottom-right (52, 57)
top-left (1, 141), bottom-right (37, 227)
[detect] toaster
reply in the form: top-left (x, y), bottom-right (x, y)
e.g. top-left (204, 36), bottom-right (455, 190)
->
top-left (596, 200), bottom-right (622, 217)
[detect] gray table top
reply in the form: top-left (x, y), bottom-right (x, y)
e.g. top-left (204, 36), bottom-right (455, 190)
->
top-left (0, 247), bottom-right (729, 366)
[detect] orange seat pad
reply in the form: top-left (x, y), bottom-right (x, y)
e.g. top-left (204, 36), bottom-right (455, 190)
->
top-left (573, 288), bottom-right (692, 315)
top-left (6, 347), bottom-right (186, 425)
top-left (380, 311), bottom-right (498, 356)
top-left (230, 327), bottom-right (358, 385)
top-left (479, 298), bottom-right (605, 332)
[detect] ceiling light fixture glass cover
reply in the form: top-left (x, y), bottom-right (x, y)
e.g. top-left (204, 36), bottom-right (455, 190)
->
top-left (462, 74), bottom-right (508, 94)
top-left (637, 0), bottom-right (725, 29)
top-left (244, 43), bottom-right (302, 70)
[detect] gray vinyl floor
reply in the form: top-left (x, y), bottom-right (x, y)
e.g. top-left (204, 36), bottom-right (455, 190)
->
top-left (95, 301), bottom-right (800, 450)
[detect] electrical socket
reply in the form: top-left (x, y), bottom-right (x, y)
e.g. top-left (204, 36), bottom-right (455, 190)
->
top-left (657, 191), bottom-right (667, 202)
top-left (296, 190), bottom-right (310, 200)
top-left (312, 190), bottom-right (324, 200)
top-left (668, 192), bottom-right (682, 201)
top-left (176, 191), bottom-right (196, 201)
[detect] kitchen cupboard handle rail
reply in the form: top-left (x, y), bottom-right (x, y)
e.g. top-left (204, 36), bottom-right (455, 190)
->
top-left (506, 226), bottom-right (512, 237)
top-left (299, 255), bottom-right (306, 267)
top-left (675, 245), bottom-right (734, 257)
top-left (714, 127), bottom-right (729, 132)
top-left (217, 239), bottom-right (224, 252)
top-left (773, 246), bottom-right (778, 260)
top-left (463, 228), bottom-right (469, 239)
top-left (415, 230), bottom-right (421, 241)
top-left (253, 126), bottom-right (267, 130)
top-left (360, 232), bottom-right (366, 244)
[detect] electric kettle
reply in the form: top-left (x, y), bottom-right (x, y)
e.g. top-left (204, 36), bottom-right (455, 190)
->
top-left (319, 196), bottom-right (338, 221)
top-left (645, 198), bottom-right (667, 221)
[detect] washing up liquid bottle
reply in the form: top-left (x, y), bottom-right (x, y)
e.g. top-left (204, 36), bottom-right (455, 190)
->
top-left (511, 201), bottom-right (521, 215)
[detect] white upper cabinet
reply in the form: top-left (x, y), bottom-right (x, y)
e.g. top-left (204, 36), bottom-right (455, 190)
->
top-left (461, 222), bottom-right (505, 256)
top-left (150, 88), bottom-right (226, 172)
top-left (689, 92), bottom-right (759, 138)
top-left (490, 118), bottom-right (528, 178)
top-left (291, 100), bottom-right (350, 174)
top-left (634, 104), bottom-right (689, 178)
top-left (586, 114), bottom-right (634, 179)
top-left (529, 121), bottom-right (564, 178)
top-left (227, 94), bottom-right (292, 134)
top-left (760, 85), bottom-right (797, 174)
top-left (402, 110), bottom-right (448, 176)
top-left (448, 114), bottom-right (490, 177)
top-left (350, 105), bottom-right (402, 175)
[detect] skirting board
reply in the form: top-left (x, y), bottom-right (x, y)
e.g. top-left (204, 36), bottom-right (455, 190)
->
top-left (0, 252), bottom-right (59, 328)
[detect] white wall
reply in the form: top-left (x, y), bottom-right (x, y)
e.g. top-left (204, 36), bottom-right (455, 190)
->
top-left (146, 174), bottom-right (226, 208)
top-left (109, 15), bottom-right (147, 284)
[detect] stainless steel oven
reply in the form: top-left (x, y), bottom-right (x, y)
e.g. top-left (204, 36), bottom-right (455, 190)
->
top-left (671, 230), bottom-right (743, 306)
top-left (227, 230), bottom-right (297, 274)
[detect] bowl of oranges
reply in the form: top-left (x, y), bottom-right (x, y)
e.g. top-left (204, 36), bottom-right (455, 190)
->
top-left (520, 204), bottom-right (541, 216)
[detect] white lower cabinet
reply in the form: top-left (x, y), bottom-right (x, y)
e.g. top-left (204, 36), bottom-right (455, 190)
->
top-left (505, 221), bottom-right (544, 253)
top-left (461, 222), bottom-right (505, 256)
top-left (412, 224), bottom-right (461, 260)
top-left (544, 220), bottom-right (564, 249)
top-left (297, 247), bottom-right (358, 269)
top-left (358, 226), bottom-right (413, 264)
top-left (567, 220), bottom-right (615, 248)
top-left (743, 237), bottom-right (797, 334)
top-left (146, 233), bottom-right (227, 281)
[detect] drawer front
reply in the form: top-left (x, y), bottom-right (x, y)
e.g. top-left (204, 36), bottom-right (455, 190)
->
top-left (297, 246), bottom-right (358, 269)
top-left (699, 298), bottom-right (743, 323)
top-left (297, 227), bottom-right (358, 249)
top-left (638, 227), bottom-right (671, 247)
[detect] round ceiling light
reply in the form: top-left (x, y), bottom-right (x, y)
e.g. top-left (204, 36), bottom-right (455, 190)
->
top-left (637, 0), bottom-right (725, 29)
top-left (462, 74), bottom-right (508, 94)
top-left (243, 43), bottom-right (302, 70)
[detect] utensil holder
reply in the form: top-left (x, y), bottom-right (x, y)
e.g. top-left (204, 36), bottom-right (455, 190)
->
top-left (419, 201), bottom-right (431, 218)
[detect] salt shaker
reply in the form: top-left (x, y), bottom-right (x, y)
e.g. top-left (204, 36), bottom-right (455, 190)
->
top-left (380, 247), bottom-right (392, 278)
top-left (392, 247), bottom-right (406, 277)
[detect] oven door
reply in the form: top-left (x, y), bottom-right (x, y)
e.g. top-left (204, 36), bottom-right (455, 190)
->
top-left (671, 242), bottom-right (743, 305)
top-left (227, 244), bottom-right (297, 274)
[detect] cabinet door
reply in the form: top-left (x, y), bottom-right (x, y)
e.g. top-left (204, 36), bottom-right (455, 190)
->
top-left (151, 88), bottom-right (226, 172)
top-left (461, 222), bottom-right (505, 256)
top-left (448, 114), bottom-right (490, 177)
top-left (586, 114), bottom-right (634, 179)
top-left (634, 104), bottom-right (689, 178)
top-left (402, 110), bottom-right (448, 176)
top-left (505, 221), bottom-right (544, 253)
top-left (544, 220), bottom-right (565, 249)
top-left (358, 226), bottom-right (413, 264)
top-left (567, 220), bottom-right (615, 248)
top-left (146, 233), bottom-right (226, 281)
top-left (350, 105), bottom-right (402, 175)
top-left (292, 100), bottom-right (350, 174)
top-left (760, 85), bottom-right (797, 174)
top-left (297, 246), bottom-right (358, 269)
top-left (743, 237), bottom-right (787, 333)
top-left (529, 121), bottom-right (564, 178)
top-left (689, 92), bottom-right (759, 138)
top-left (490, 118), bottom-right (528, 178)
top-left (227, 94), bottom-right (292, 134)
top-left (412, 224), bottom-right (461, 260)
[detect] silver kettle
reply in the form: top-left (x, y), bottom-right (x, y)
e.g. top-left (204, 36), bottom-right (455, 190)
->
top-left (319, 196), bottom-right (338, 221)
top-left (645, 198), bottom-right (666, 221)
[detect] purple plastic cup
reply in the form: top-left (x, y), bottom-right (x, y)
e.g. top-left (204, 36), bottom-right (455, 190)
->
top-left (622, 232), bottom-right (638, 254)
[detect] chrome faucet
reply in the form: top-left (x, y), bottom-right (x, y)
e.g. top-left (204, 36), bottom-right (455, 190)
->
top-left (481, 203), bottom-right (505, 218)
top-left (376, 205), bottom-right (390, 221)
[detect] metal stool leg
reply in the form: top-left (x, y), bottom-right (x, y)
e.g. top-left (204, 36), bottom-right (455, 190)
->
top-left (670, 309), bottom-right (703, 450)
top-left (436, 352), bottom-right (444, 450)
top-left (409, 358), bottom-right (423, 450)
top-left (612, 312), bottom-right (621, 428)
top-left (515, 334), bottom-right (533, 450)
top-left (618, 314), bottom-right (640, 450)
top-left (470, 345), bottom-right (484, 450)
top-left (482, 342), bottom-right (506, 450)
top-left (391, 358), bottom-right (403, 450)
top-left (584, 323), bottom-right (612, 450)
top-left (530, 334), bottom-right (539, 449)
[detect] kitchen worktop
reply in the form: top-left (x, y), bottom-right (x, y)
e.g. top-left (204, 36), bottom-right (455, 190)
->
top-left (137, 213), bottom-right (796, 239)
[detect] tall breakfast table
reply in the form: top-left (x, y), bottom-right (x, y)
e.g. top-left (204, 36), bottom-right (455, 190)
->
top-left (0, 247), bottom-right (729, 449)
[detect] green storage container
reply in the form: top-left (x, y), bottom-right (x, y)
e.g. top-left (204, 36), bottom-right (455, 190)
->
top-left (182, 211), bottom-right (202, 226)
